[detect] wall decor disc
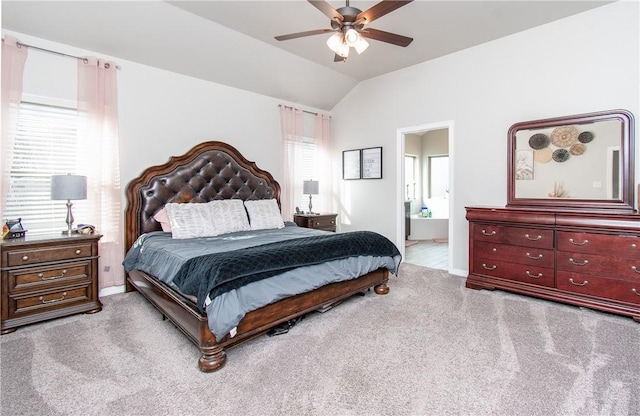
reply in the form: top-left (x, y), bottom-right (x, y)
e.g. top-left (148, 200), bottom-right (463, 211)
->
top-left (578, 131), bottom-right (594, 143)
top-left (552, 148), bottom-right (570, 162)
top-left (570, 143), bottom-right (586, 155)
top-left (534, 147), bottom-right (553, 163)
top-left (529, 133), bottom-right (550, 149)
top-left (550, 125), bottom-right (579, 147)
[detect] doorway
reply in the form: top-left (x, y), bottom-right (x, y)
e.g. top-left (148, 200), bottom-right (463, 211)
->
top-left (396, 121), bottom-right (454, 271)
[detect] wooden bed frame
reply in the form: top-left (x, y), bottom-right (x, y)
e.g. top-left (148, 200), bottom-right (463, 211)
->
top-left (124, 141), bottom-right (390, 372)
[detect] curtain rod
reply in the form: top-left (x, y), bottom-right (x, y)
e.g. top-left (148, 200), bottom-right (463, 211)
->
top-left (15, 40), bottom-right (121, 70)
top-left (278, 104), bottom-right (321, 117)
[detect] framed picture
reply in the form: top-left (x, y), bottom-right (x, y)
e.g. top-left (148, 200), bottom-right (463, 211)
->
top-left (362, 146), bottom-right (382, 179)
top-left (342, 149), bottom-right (361, 180)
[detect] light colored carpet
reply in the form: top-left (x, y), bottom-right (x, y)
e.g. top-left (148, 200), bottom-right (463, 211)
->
top-left (405, 240), bottom-right (419, 247)
top-left (1, 263), bottom-right (639, 415)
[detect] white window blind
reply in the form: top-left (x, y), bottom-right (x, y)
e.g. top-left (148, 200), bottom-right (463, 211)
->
top-left (4, 100), bottom-right (87, 234)
top-left (285, 138), bottom-right (322, 212)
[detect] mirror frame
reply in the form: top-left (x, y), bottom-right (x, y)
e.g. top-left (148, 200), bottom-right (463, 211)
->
top-left (507, 109), bottom-right (636, 213)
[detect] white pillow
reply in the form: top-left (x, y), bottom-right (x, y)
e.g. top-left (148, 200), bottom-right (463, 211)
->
top-left (244, 199), bottom-right (285, 230)
top-left (164, 202), bottom-right (217, 239)
top-left (209, 199), bottom-right (251, 235)
top-left (165, 200), bottom-right (251, 239)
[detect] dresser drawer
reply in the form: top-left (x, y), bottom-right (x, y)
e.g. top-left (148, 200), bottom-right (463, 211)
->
top-left (474, 241), bottom-right (554, 268)
top-left (472, 257), bottom-right (555, 287)
top-left (473, 224), bottom-right (553, 249)
top-left (557, 272), bottom-right (640, 305)
top-left (7, 261), bottom-right (92, 293)
top-left (6, 243), bottom-right (94, 267)
top-left (557, 251), bottom-right (640, 282)
top-left (557, 231), bottom-right (640, 258)
top-left (7, 285), bottom-right (91, 318)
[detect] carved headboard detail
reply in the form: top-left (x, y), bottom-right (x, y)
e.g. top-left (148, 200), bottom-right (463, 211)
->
top-left (125, 141), bottom-right (281, 250)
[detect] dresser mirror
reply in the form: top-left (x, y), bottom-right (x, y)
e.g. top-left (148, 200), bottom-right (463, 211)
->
top-left (507, 109), bottom-right (635, 212)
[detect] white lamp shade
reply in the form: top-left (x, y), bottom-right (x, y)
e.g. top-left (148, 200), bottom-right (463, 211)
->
top-left (355, 37), bottom-right (369, 54)
top-left (344, 28), bottom-right (360, 47)
top-left (51, 174), bottom-right (87, 200)
top-left (326, 32), bottom-right (343, 53)
top-left (303, 180), bottom-right (319, 195)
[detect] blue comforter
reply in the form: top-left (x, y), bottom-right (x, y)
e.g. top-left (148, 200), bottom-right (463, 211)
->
top-left (173, 230), bottom-right (401, 312)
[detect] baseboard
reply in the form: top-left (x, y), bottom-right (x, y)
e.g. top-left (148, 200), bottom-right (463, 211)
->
top-left (99, 284), bottom-right (126, 298)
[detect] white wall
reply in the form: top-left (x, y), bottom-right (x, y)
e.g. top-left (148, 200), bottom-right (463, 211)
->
top-left (330, 1), bottom-right (640, 276)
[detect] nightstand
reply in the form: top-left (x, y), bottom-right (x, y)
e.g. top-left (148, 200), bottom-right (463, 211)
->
top-left (1, 233), bottom-right (102, 334)
top-left (293, 213), bottom-right (338, 232)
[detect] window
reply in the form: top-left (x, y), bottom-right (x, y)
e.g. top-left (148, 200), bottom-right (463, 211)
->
top-left (405, 155), bottom-right (417, 200)
top-left (4, 98), bottom-right (87, 234)
top-left (287, 137), bottom-right (323, 211)
top-left (429, 155), bottom-right (449, 198)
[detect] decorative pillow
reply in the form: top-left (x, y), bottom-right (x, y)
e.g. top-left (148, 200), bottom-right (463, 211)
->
top-left (209, 199), bottom-right (251, 235)
top-left (152, 207), bottom-right (172, 232)
top-left (244, 199), bottom-right (285, 230)
top-left (164, 202), bottom-right (218, 239)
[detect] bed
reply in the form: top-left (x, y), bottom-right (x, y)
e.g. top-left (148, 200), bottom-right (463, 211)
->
top-left (124, 141), bottom-right (400, 372)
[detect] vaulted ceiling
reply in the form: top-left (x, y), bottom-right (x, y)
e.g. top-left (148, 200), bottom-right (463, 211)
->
top-left (2, 1), bottom-right (612, 110)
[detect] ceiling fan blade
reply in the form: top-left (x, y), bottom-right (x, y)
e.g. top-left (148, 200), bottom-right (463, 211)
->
top-left (360, 28), bottom-right (413, 47)
top-left (357, 0), bottom-right (413, 25)
top-left (275, 28), bottom-right (335, 41)
top-left (308, 0), bottom-right (344, 23)
top-left (334, 53), bottom-right (346, 62)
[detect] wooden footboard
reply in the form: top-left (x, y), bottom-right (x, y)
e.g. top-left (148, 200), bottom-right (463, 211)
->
top-left (127, 268), bottom-right (389, 372)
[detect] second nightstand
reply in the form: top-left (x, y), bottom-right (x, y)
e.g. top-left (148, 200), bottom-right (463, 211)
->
top-left (293, 213), bottom-right (338, 232)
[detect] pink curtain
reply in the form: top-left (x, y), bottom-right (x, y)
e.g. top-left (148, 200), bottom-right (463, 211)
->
top-left (314, 113), bottom-right (332, 213)
top-left (280, 106), bottom-right (304, 221)
top-left (77, 57), bottom-right (123, 290)
top-left (1, 35), bottom-right (28, 216)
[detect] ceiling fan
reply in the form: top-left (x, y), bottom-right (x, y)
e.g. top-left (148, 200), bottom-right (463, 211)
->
top-left (275, 0), bottom-right (414, 62)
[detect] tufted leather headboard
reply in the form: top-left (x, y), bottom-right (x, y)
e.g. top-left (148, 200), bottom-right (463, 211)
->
top-left (124, 141), bottom-right (281, 251)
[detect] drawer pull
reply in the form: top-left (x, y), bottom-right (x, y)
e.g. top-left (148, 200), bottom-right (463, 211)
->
top-left (524, 234), bottom-right (542, 241)
top-left (38, 270), bottom-right (67, 280)
top-left (22, 255), bottom-right (29, 261)
top-left (632, 244), bottom-right (637, 249)
top-left (569, 278), bottom-right (588, 287)
top-left (568, 238), bottom-right (589, 246)
top-left (569, 258), bottom-right (588, 266)
top-left (75, 249), bottom-right (82, 255)
top-left (482, 263), bottom-right (496, 270)
top-left (525, 271), bottom-right (542, 279)
top-left (39, 292), bottom-right (67, 304)
top-left (481, 230), bottom-right (496, 236)
top-left (632, 266), bottom-right (640, 274)
top-left (526, 252), bottom-right (543, 260)
top-left (632, 288), bottom-right (639, 296)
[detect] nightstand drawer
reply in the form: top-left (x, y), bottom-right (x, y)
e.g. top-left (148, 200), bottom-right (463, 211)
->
top-left (308, 217), bottom-right (336, 230)
top-left (9, 286), bottom-right (91, 317)
top-left (8, 261), bottom-right (92, 293)
top-left (6, 243), bottom-right (93, 267)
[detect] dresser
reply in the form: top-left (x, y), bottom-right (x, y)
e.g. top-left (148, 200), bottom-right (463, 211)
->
top-left (466, 207), bottom-right (640, 322)
top-left (1, 233), bottom-right (102, 334)
top-left (293, 213), bottom-right (338, 232)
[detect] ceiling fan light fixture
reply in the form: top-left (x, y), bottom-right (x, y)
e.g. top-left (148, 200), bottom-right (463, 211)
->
top-left (326, 32), bottom-right (343, 52)
top-left (336, 41), bottom-right (350, 58)
top-left (327, 32), bottom-right (349, 58)
top-left (344, 28), bottom-right (360, 47)
top-left (354, 37), bottom-right (369, 54)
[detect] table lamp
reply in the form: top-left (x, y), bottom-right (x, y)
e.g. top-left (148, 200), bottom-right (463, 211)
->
top-left (303, 180), bottom-right (319, 214)
top-left (51, 174), bottom-right (87, 235)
